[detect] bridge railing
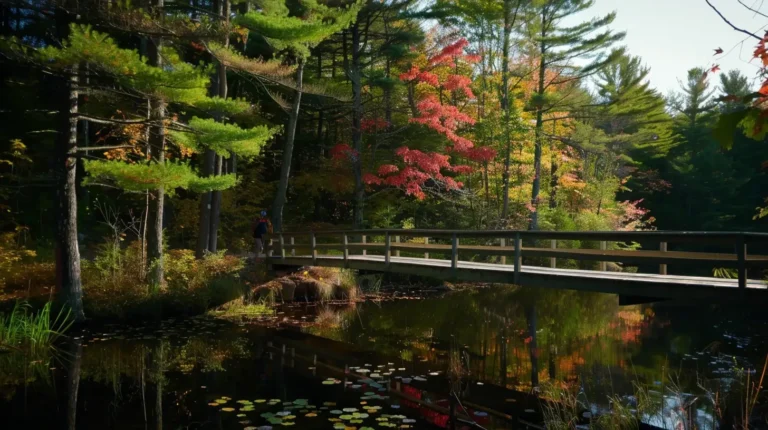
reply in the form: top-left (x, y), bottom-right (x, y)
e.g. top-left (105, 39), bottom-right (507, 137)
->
top-left (264, 230), bottom-right (768, 288)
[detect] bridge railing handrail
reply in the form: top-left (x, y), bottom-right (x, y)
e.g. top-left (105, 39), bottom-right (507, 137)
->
top-left (271, 229), bottom-right (768, 243)
top-left (264, 229), bottom-right (768, 289)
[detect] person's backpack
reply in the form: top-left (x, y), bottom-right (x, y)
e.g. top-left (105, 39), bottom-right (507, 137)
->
top-left (255, 219), bottom-right (268, 236)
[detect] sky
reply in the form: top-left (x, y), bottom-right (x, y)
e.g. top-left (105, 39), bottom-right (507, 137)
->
top-left (575, 0), bottom-right (768, 95)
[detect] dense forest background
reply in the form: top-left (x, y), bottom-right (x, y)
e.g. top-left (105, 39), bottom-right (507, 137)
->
top-left (2, 0), bottom-right (768, 318)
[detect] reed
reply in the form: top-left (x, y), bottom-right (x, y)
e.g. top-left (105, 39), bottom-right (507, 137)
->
top-left (0, 301), bottom-right (72, 351)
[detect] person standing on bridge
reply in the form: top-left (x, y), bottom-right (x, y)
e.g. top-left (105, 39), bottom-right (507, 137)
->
top-left (252, 210), bottom-right (272, 257)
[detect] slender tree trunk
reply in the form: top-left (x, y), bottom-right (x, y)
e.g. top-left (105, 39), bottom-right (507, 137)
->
top-left (272, 60), bottom-right (304, 233)
top-left (549, 121), bottom-right (558, 209)
top-left (147, 0), bottom-right (165, 287)
top-left (196, 150), bottom-right (215, 259)
top-left (350, 23), bottom-right (364, 228)
top-left (208, 155), bottom-right (222, 252)
top-left (384, 57), bottom-right (392, 128)
top-left (55, 63), bottom-right (84, 322)
top-left (529, 13), bottom-right (547, 231)
top-left (206, 0), bottom-right (229, 253)
top-left (500, 0), bottom-right (513, 222)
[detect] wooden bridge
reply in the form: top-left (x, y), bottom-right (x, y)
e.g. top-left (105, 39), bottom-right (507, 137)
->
top-left (265, 229), bottom-right (768, 303)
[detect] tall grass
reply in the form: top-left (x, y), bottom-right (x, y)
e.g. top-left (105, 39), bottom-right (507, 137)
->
top-left (0, 301), bottom-right (72, 351)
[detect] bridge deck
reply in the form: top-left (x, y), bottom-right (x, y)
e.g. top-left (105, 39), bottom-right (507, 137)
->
top-left (269, 254), bottom-right (768, 302)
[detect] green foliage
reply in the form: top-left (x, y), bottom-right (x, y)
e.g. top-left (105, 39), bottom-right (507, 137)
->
top-left (38, 24), bottom-right (211, 103)
top-left (171, 117), bottom-right (280, 159)
top-left (236, 0), bottom-right (361, 58)
top-left (82, 159), bottom-right (238, 194)
top-left (0, 301), bottom-right (72, 352)
top-left (82, 242), bottom-right (245, 321)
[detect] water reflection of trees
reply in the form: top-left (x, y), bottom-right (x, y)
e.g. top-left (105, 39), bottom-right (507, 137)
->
top-left (307, 287), bottom-right (651, 391)
top-left (0, 329), bottom-right (251, 428)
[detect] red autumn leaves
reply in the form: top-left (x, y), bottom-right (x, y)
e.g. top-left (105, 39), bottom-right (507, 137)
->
top-left (363, 38), bottom-right (495, 200)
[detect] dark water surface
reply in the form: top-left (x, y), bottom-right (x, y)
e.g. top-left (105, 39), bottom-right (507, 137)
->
top-left (1, 287), bottom-right (767, 429)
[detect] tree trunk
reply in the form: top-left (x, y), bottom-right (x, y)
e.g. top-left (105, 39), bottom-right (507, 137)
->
top-left (195, 149), bottom-right (215, 259)
top-left (549, 138), bottom-right (558, 209)
top-left (272, 60), bottom-right (304, 233)
top-left (206, 0), bottom-right (229, 253)
top-left (55, 63), bottom-right (84, 322)
top-left (147, 0), bottom-right (165, 287)
top-left (350, 23), bottom-right (364, 228)
top-left (529, 13), bottom-right (547, 231)
top-left (500, 0), bottom-right (513, 222)
top-left (384, 57), bottom-right (392, 128)
top-left (208, 155), bottom-right (223, 252)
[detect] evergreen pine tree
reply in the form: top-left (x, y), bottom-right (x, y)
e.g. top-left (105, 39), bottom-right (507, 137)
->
top-left (524, 0), bottom-right (624, 230)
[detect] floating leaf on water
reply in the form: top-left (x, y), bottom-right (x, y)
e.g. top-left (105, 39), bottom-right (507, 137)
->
top-left (305, 413), bottom-right (318, 417)
top-left (351, 419), bottom-right (364, 424)
top-left (360, 401), bottom-right (367, 405)
top-left (237, 413), bottom-right (247, 417)
top-left (208, 402), bottom-right (219, 406)
top-left (330, 410), bottom-right (343, 415)
top-left (221, 407), bottom-right (235, 412)
top-left (428, 372), bottom-right (439, 376)
top-left (328, 418), bottom-right (342, 422)
top-left (397, 368), bottom-right (405, 371)
top-left (323, 402), bottom-right (337, 406)
top-left (255, 399), bottom-right (267, 403)
top-left (239, 420), bottom-right (251, 424)
top-left (353, 413), bottom-right (369, 419)
top-left (238, 400), bottom-right (253, 405)
top-left (351, 384), bottom-right (361, 389)
top-left (370, 373), bottom-right (381, 378)
top-left (281, 422), bottom-right (294, 426)
top-left (267, 417), bottom-right (283, 425)
top-left (333, 424), bottom-right (346, 430)
top-left (342, 408), bottom-right (358, 413)
top-left (390, 405), bottom-right (400, 409)
top-left (340, 415), bottom-right (353, 420)
top-left (276, 411), bottom-right (291, 417)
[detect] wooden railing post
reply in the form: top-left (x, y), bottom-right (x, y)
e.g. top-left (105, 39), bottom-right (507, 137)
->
top-left (513, 233), bottom-right (521, 284)
top-left (279, 233), bottom-right (285, 259)
top-left (343, 233), bottom-right (349, 267)
top-left (550, 239), bottom-right (556, 268)
top-left (384, 232), bottom-right (391, 267)
top-left (310, 232), bottom-right (317, 266)
top-left (394, 235), bottom-right (400, 257)
top-left (267, 236), bottom-right (273, 257)
top-left (290, 236), bottom-right (295, 257)
top-left (500, 238), bottom-right (506, 265)
top-left (599, 241), bottom-right (607, 271)
top-left (451, 233), bottom-right (459, 275)
top-left (659, 241), bottom-right (667, 275)
top-left (424, 237), bottom-right (429, 259)
top-left (362, 235), bottom-right (367, 256)
top-left (737, 235), bottom-right (747, 289)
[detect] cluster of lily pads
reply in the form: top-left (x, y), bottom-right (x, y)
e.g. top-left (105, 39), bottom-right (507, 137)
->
top-left (207, 390), bottom-right (423, 429)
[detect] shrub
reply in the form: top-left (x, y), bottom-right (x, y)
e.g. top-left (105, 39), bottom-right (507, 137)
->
top-left (82, 240), bottom-right (245, 321)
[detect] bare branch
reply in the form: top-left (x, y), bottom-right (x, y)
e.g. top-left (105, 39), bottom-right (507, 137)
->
top-left (706, 0), bottom-right (761, 40)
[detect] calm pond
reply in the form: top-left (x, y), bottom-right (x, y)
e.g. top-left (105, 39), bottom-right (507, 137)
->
top-left (1, 286), bottom-right (767, 429)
